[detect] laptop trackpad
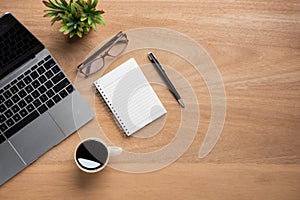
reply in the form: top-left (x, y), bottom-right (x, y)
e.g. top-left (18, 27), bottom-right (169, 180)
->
top-left (48, 91), bottom-right (94, 137)
top-left (9, 113), bottom-right (65, 165)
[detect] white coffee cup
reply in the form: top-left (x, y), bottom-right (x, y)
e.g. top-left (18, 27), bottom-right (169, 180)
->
top-left (74, 138), bottom-right (122, 173)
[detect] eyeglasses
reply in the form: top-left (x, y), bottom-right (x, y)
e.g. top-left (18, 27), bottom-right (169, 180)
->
top-left (77, 31), bottom-right (128, 77)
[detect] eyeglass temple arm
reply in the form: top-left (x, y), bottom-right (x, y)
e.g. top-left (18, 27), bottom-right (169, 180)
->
top-left (77, 31), bottom-right (125, 69)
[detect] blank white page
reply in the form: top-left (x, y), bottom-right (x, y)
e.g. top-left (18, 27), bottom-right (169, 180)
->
top-left (94, 58), bottom-right (167, 136)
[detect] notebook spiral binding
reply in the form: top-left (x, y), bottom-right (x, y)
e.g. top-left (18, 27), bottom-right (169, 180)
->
top-left (94, 83), bottom-right (130, 136)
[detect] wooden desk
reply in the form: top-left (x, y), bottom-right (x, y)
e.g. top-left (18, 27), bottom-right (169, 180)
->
top-left (0, 0), bottom-right (299, 199)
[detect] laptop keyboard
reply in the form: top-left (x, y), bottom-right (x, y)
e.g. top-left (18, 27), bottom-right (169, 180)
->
top-left (0, 54), bottom-right (74, 144)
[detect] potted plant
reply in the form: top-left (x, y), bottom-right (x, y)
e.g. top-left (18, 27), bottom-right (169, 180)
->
top-left (43, 0), bottom-right (105, 38)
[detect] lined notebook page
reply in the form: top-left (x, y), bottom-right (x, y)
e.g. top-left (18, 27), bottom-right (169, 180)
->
top-left (94, 58), bottom-right (167, 136)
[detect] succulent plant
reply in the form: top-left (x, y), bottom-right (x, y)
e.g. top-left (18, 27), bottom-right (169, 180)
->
top-left (43, 0), bottom-right (105, 38)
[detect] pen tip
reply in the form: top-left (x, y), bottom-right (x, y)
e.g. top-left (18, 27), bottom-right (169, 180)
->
top-left (178, 99), bottom-right (185, 108)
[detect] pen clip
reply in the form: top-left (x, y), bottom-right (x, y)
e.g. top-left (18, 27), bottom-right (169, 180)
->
top-left (148, 52), bottom-right (165, 71)
top-left (147, 52), bottom-right (155, 63)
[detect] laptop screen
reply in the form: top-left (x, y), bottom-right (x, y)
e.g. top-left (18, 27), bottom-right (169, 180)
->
top-left (0, 13), bottom-right (44, 80)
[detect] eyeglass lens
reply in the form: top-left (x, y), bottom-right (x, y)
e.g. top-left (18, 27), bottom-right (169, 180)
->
top-left (81, 34), bottom-right (128, 76)
top-left (108, 35), bottom-right (128, 57)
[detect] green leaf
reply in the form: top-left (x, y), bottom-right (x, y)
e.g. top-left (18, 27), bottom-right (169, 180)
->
top-left (50, 16), bottom-right (62, 25)
top-left (60, 0), bottom-right (68, 7)
top-left (92, 0), bottom-right (98, 8)
top-left (87, 17), bottom-right (92, 25)
top-left (77, 31), bottom-right (83, 38)
top-left (84, 26), bottom-right (90, 34)
top-left (91, 22), bottom-right (97, 31)
top-left (80, 17), bottom-right (87, 21)
top-left (87, 0), bottom-right (92, 8)
top-left (69, 31), bottom-right (75, 38)
top-left (67, 22), bottom-right (74, 26)
top-left (59, 25), bottom-right (68, 32)
top-left (49, 0), bottom-right (60, 9)
top-left (70, 2), bottom-right (77, 15)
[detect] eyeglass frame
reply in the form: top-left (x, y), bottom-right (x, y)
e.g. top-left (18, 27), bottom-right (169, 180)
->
top-left (77, 31), bottom-right (128, 77)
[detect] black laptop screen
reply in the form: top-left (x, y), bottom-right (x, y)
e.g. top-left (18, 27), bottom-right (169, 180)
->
top-left (0, 13), bottom-right (44, 80)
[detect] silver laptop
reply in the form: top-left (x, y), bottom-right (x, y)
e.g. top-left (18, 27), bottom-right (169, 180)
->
top-left (0, 12), bottom-right (94, 185)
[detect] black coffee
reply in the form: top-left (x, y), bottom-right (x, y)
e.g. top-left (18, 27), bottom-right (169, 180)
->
top-left (75, 139), bottom-right (108, 171)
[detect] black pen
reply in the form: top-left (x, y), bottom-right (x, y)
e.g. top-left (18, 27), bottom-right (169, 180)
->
top-left (148, 52), bottom-right (185, 108)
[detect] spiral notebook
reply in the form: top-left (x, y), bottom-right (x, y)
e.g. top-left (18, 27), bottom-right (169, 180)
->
top-left (94, 58), bottom-right (167, 136)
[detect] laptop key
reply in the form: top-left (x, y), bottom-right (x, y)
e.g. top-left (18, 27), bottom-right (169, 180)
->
top-left (33, 99), bottom-right (42, 107)
top-left (10, 85), bottom-right (19, 93)
top-left (37, 66), bottom-right (46, 75)
top-left (4, 99), bottom-right (13, 108)
top-left (46, 99), bottom-right (55, 108)
top-left (53, 94), bottom-right (61, 103)
top-left (25, 95), bottom-right (33, 104)
top-left (20, 109), bottom-right (28, 117)
top-left (45, 80), bottom-right (53, 89)
top-left (26, 104), bottom-right (35, 113)
top-left (11, 104), bottom-right (20, 113)
top-left (0, 104), bottom-right (6, 112)
top-left (3, 110), bottom-right (39, 139)
top-left (17, 80), bottom-right (25, 89)
top-left (44, 55), bottom-right (51, 61)
top-left (52, 65), bottom-right (60, 74)
top-left (0, 114), bottom-right (5, 123)
top-left (32, 90), bottom-right (40, 98)
top-left (4, 84), bottom-right (10, 90)
top-left (11, 94), bottom-right (20, 103)
top-left (38, 74), bottom-right (47, 83)
top-left (38, 60), bottom-right (44, 66)
top-left (18, 89), bottom-right (27, 98)
top-left (44, 59), bottom-right (56, 69)
top-left (12, 113), bottom-right (21, 122)
top-left (17, 74), bottom-right (24, 80)
top-left (39, 94), bottom-right (48, 103)
top-left (25, 85), bottom-right (34, 93)
top-left (18, 99), bottom-right (26, 108)
top-left (0, 95), bottom-right (5, 103)
top-left (23, 76), bottom-right (32, 84)
top-left (24, 70), bottom-right (31, 76)
top-left (30, 71), bottom-right (39, 80)
top-left (45, 70), bottom-right (54, 79)
top-left (46, 89), bottom-right (55, 98)
top-left (3, 90), bottom-right (12, 98)
top-left (32, 65), bottom-right (38, 70)
top-left (38, 85), bottom-right (47, 94)
top-left (4, 110), bottom-right (13, 118)
top-left (11, 79), bottom-right (18, 85)
top-left (59, 89), bottom-right (68, 98)
top-left (0, 124), bottom-right (8, 132)
top-left (6, 119), bottom-right (14, 127)
top-left (32, 80), bottom-right (40, 88)
top-left (66, 85), bottom-right (74, 94)
top-left (38, 104), bottom-right (47, 114)
top-left (53, 78), bottom-right (70, 93)
top-left (52, 72), bottom-right (65, 84)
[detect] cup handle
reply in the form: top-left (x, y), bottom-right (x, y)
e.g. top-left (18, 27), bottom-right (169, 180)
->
top-left (108, 146), bottom-right (122, 157)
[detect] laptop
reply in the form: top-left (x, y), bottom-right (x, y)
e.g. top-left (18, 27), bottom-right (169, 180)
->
top-left (0, 12), bottom-right (94, 185)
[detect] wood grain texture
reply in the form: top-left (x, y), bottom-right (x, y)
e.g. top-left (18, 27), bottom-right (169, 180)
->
top-left (0, 0), bottom-right (299, 199)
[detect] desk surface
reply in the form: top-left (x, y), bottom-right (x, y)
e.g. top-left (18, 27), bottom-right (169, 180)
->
top-left (1, 0), bottom-right (300, 199)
